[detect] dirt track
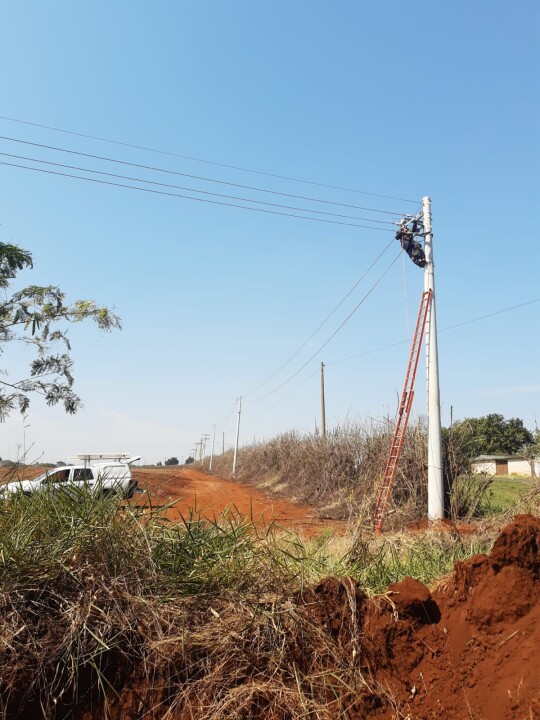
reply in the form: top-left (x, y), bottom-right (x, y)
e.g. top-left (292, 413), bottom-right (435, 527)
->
top-left (133, 466), bottom-right (349, 535)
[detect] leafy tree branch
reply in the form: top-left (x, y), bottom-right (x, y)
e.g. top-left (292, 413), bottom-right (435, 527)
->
top-left (0, 242), bottom-right (121, 420)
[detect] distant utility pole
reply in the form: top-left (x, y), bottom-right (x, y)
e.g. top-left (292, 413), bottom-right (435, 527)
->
top-left (232, 396), bottom-right (242, 478)
top-left (422, 196), bottom-right (444, 520)
top-left (209, 424), bottom-right (216, 470)
top-left (320, 362), bottom-right (327, 440)
top-left (201, 434), bottom-right (210, 466)
top-left (222, 431), bottom-right (225, 455)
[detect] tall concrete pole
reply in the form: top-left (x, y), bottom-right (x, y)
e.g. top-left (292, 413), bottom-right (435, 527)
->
top-left (422, 196), bottom-right (444, 520)
top-left (232, 396), bottom-right (242, 478)
top-left (320, 362), bottom-right (327, 440)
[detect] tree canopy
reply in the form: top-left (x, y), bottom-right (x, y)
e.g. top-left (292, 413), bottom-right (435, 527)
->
top-left (452, 414), bottom-right (534, 457)
top-left (0, 242), bottom-right (121, 420)
top-left (165, 457), bottom-right (179, 466)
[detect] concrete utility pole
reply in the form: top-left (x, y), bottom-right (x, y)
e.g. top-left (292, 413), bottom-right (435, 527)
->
top-left (201, 434), bottom-right (210, 465)
top-left (222, 431), bottom-right (225, 455)
top-left (232, 396), bottom-right (242, 478)
top-left (320, 362), bottom-right (327, 439)
top-left (422, 196), bottom-right (444, 520)
top-left (209, 424), bottom-right (216, 470)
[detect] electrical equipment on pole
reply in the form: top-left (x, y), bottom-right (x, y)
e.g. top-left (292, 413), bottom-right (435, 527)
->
top-left (391, 198), bottom-right (444, 522)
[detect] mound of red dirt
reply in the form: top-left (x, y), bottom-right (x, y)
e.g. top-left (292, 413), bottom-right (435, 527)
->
top-left (358, 514), bottom-right (540, 719)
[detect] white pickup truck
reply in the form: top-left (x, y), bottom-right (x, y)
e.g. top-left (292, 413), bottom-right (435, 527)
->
top-left (0, 453), bottom-right (140, 499)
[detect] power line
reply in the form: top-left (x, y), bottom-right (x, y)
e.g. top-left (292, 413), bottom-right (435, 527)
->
top-left (250, 296), bottom-right (540, 419)
top-left (216, 399), bottom-right (238, 430)
top-left (441, 297), bottom-right (540, 332)
top-left (253, 368), bottom-right (320, 422)
top-left (0, 115), bottom-right (419, 204)
top-left (0, 135), bottom-right (406, 217)
top-left (0, 160), bottom-right (395, 231)
top-left (0, 151), bottom-right (397, 227)
top-left (328, 297), bottom-right (540, 366)
top-left (247, 251), bottom-right (402, 403)
top-left (244, 237), bottom-right (396, 397)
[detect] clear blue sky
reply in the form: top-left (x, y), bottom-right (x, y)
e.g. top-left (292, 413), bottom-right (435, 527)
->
top-left (0, 0), bottom-right (538, 463)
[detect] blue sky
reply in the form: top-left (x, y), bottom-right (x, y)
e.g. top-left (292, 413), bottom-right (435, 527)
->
top-left (0, 0), bottom-right (538, 463)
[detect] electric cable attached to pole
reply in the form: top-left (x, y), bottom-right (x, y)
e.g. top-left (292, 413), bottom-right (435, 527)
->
top-left (382, 198), bottom-right (444, 525)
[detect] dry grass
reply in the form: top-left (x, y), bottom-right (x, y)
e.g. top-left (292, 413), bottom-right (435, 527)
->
top-left (209, 420), bottom-right (429, 526)
top-left (0, 486), bottom-right (494, 719)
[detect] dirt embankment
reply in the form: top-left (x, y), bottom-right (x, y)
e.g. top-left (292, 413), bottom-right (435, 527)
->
top-left (94, 515), bottom-right (540, 719)
top-left (88, 515), bottom-right (538, 718)
top-left (4, 515), bottom-right (537, 720)
top-left (349, 513), bottom-right (540, 718)
top-left (1, 466), bottom-right (538, 717)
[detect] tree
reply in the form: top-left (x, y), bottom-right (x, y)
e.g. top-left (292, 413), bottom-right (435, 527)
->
top-left (452, 414), bottom-right (534, 457)
top-left (164, 457), bottom-right (179, 466)
top-left (0, 242), bottom-right (121, 419)
top-left (520, 430), bottom-right (540, 478)
top-left (184, 456), bottom-right (194, 465)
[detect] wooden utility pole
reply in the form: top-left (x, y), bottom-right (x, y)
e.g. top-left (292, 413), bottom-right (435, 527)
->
top-left (320, 362), bottom-right (326, 439)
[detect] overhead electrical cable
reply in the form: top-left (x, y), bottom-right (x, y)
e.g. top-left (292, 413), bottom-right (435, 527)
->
top-left (247, 251), bottom-right (402, 403)
top-left (440, 297), bottom-right (540, 332)
top-left (0, 151), bottom-right (397, 226)
top-left (0, 160), bottom-right (394, 231)
top-left (0, 135), bottom-right (406, 217)
top-left (328, 297), bottom-right (540, 366)
top-left (244, 236), bottom-right (395, 397)
top-left (216, 398), bottom-right (238, 430)
top-left (253, 368), bottom-right (320, 422)
top-left (251, 297), bottom-right (540, 419)
top-left (0, 115), bottom-right (419, 204)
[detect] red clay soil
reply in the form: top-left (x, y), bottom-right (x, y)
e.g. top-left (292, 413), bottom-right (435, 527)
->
top-left (358, 513), bottom-right (540, 718)
top-left (290, 515), bottom-right (540, 718)
top-left (132, 466), bottom-right (349, 536)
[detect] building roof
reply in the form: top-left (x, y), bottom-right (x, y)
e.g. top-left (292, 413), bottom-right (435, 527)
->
top-left (473, 454), bottom-right (527, 461)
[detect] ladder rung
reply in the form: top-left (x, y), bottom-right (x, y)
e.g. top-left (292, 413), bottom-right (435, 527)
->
top-left (373, 290), bottom-right (432, 532)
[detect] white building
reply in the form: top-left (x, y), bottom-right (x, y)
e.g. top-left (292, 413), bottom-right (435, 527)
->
top-left (472, 454), bottom-right (540, 477)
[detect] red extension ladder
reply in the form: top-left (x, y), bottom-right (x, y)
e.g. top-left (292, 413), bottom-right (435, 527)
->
top-left (373, 290), bottom-right (432, 534)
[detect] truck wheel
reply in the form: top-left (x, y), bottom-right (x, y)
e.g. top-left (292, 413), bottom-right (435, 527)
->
top-left (125, 480), bottom-right (138, 499)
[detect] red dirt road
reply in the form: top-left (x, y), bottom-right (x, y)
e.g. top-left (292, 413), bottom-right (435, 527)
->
top-left (133, 467), bottom-right (348, 535)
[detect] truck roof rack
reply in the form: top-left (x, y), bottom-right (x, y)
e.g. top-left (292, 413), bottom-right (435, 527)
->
top-left (73, 453), bottom-right (132, 461)
top-left (67, 453), bottom-right (141, 467)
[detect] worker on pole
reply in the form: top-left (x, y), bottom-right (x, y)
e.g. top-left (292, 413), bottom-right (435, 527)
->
top-left (396, 202), bottom-right (444, 520)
